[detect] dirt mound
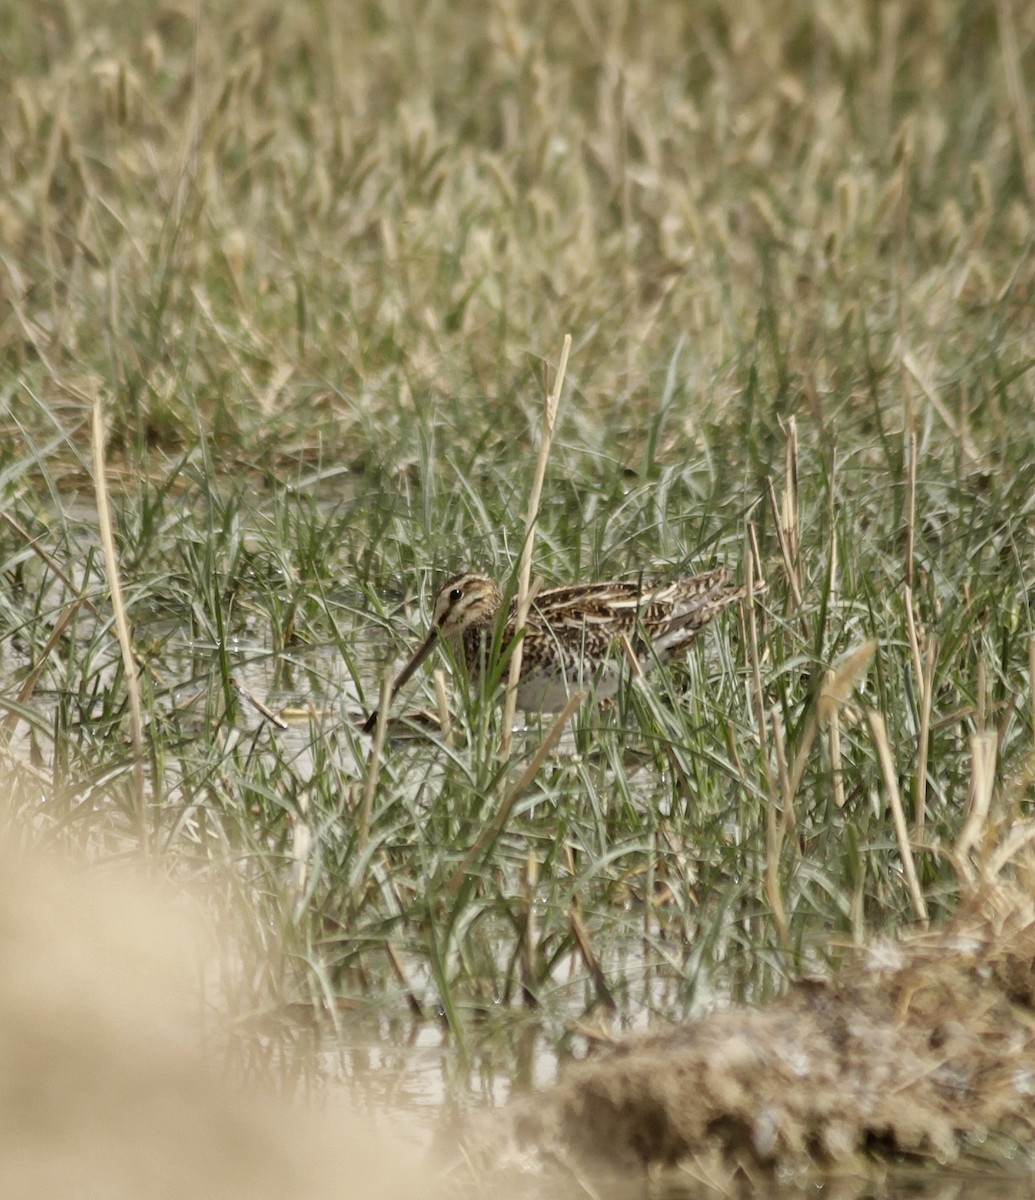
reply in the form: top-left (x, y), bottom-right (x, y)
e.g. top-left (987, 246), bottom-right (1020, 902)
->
top-left (469, 905), bottom-right (1035, 1196)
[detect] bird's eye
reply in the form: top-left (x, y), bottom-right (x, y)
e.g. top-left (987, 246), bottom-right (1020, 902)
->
top-left (449, 587), bottom-right (463, 602)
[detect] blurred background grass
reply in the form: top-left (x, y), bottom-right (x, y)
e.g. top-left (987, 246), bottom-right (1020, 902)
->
top-left (4, 0), bottom-right (1032, 473)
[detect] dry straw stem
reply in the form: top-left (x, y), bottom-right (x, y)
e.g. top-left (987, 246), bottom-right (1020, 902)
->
top-left (771, 705), bottom-right (796, 841)
top-left (901, 610), bottom-right (926, 753)
top-left (766, 706), bottom-right (791, 955)
top-left (976, 653), bottom-right (987, 730)
top-left (782, 417), bottom-right (801, 601)
top-left (91, 395), bottom-right (148, 854)
top-left (762, 417), bottom-right (802, 610)
top-left (499, 333), bottom-right (571, 758)
top-left (825, 451), bottom-right (840, 613)
top-left (865, 708), bottom-right (929, 927)
top-left (902, 433), bottom-right (932, 829)
top-left (617, 632), bottom-right (645, 678)
top-left (745, 524), bottom-right (770, 761)
top-left (432, 668), bottom-right (453, 747)
top-left (519, 850), bottom-right (538, 1001)
top-left (289, 790), bottom-right (311, 904)
top-left (914, 635), bottom-right (938, 838)
top-left (824, 670), bottom-right (846, 810)
top-left (907, 580), bottom-right (931, 710)
top-left (765, 474), bottom-right (803, 611)
top-left (955, 729), bottom-right (998, 886)
top-left (904, 430), bottom-right (918, 592)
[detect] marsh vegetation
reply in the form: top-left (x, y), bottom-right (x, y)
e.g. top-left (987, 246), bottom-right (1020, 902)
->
top-left (2, 0), bottom-right (1035, 1191)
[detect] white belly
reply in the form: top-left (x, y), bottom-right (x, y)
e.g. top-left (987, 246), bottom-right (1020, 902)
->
top-left (513, 659), bottom-right (627, 712)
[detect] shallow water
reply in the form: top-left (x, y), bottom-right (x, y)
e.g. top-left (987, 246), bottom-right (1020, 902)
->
top-left (5, 513), bottom-right (1035, 1198)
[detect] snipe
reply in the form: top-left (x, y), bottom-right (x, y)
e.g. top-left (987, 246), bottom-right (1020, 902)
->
top-left (362, 566), bottom-right (755, 732)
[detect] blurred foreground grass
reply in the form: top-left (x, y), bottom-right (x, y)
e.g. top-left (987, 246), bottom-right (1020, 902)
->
top-left (1, 0), bottom-right (1034, 1106)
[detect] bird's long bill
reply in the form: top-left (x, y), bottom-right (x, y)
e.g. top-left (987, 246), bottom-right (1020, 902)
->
top-left (361, 627), bottom-right (439, 733)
